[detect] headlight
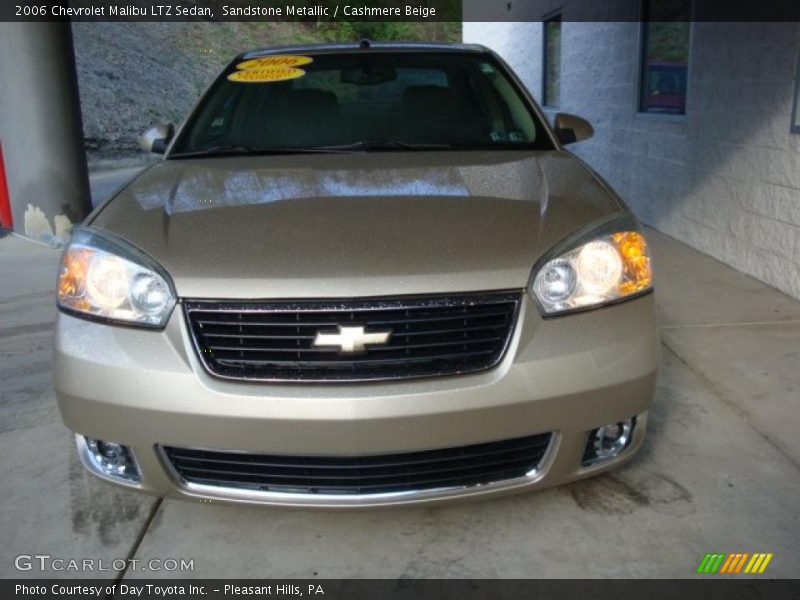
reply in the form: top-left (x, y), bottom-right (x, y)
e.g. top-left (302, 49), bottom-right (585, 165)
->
top-left (531, 222), bottom-right (652, 315)
top-left (57, 228), bottom-right (176, 327)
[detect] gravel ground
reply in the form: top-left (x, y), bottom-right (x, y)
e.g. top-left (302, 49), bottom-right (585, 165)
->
top-left (72, 22), bottom-right (321, 165)
top-left (72, 22), bottom-right (460, 167)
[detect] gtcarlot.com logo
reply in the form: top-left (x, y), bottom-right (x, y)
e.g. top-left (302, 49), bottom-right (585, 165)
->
top-left (696, 552), bottom-right (773, 574)
top-left (14, 554), bottom-right (194, 573)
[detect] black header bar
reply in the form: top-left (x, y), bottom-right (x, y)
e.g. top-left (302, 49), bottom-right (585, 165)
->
top-left (3, 0), bottom-right (800, 22)
top-left (3, 579), bottom-right (800, 600)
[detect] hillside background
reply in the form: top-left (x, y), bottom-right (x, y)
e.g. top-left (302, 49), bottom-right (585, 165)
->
top-left (72, 22), bottom-right (460, 166)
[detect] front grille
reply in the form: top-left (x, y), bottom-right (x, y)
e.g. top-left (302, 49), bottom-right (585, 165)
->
top-left (163, 433), bottom-right (552, 496)
top-left (185, 292), bottom-right (520, 382)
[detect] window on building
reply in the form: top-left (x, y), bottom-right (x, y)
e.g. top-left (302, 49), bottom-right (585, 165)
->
top-left (542, 16), bottom-right (562, 107)
top-left (792, 64), bottom-right (800, 133)
top-left (639, 0), bottom-right (691, 115)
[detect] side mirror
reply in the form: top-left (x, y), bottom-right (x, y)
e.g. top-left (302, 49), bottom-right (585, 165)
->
top-left (139, 123), bottom-right (175, 154)
top-left (553, 113), bottom-right (593, 145)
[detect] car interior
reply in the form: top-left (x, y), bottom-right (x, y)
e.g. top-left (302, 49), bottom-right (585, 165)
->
top-left (180, 53), bottom-right (543, 152)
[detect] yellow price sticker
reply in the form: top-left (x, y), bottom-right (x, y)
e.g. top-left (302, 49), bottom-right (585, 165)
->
top-left (227, 67), bottom-right (307, 83)
top-left (235, 55), bottom-right (313, 70)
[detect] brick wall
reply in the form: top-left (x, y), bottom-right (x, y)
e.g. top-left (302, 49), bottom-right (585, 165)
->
top-left (464, 21), bottom-right (800, 299)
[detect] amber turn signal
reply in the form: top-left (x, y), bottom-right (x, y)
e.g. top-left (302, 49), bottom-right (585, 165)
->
top-left (612, 231), bottom-right (652, 295)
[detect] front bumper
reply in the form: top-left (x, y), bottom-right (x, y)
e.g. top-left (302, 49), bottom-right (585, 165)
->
top-left (55, 292), bottom-right (658, 507)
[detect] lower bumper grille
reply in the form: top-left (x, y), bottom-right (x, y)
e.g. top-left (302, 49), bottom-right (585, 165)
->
top-left (163, 433), bottom-right (552, 497)
top-left (184, 292), bottom-right (520, 382)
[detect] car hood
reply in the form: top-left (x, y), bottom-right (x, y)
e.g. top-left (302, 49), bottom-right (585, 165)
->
top-left (90, 151), bottom-right (623, 299)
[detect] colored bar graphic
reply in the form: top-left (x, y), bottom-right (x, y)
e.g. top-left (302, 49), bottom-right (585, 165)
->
top-left (759, 553), bottom-right (773, 573)
top-left (711, 553), bottom-right (726, 573)
top-left (744, 553), bottom-right (774, 574)
top-left (745, 554), bottom-right (759, 573)
top-left (719, 553), bottom-right (736, 573)
top-left (696, 554), bottom-right (713, 573)
top-left (697, 553), bottom-right (727, 573)
top-left (733, 553), bottom-right (749, 573)
top-left (719, 554), bottom-right (736, 573)
top-left (700, 552), bottom-right (774, 575)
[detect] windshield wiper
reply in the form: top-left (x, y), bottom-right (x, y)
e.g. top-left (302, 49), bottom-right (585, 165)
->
top-left (313, 140), bottom-right (455, 152)
top-left (169, 140), bottom-right (458, 159)
top-left (169, 145), bottom-right (354, 159)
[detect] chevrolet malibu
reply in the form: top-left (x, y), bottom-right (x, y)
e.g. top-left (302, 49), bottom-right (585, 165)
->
top-left (54, 42), bottom-right (657, 507)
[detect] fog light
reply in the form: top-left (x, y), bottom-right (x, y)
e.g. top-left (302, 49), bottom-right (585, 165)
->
top-left (82, 437), bottom-right (140, 482)
top-left (582, 418), bottom-right (635, 466)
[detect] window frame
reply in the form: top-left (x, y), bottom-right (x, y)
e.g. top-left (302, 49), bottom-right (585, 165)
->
top-left (637, 0), bottom-right (693, 118)
top-left (167, 50), bottom-right (559, 157)
top-left (541, 13), bottom-right (562, 108)
top-left (791, 49), bottom-right (800, 134)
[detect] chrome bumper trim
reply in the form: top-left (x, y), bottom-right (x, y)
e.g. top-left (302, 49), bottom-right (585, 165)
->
top-left (156, 434), bottom-right (559, 507)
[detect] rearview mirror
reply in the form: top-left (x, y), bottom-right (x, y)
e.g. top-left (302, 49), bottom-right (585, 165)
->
top-left (341, 66), bottom-right (397, 85)
top-left (553, 113), bottom-right (593, 145)
top-left (139, 123), bottom-right (175, 154)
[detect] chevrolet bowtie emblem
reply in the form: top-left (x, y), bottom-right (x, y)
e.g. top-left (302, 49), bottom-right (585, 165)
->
top-left (313, 325), bottom-right (392, 353)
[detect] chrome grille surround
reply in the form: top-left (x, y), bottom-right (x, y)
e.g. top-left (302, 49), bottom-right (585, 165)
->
top-left (184, 291), bottom-right (521, 382)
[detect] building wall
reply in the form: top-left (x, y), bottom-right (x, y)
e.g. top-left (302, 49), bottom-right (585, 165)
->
top-left (464, 20), bottom-right (800, 299)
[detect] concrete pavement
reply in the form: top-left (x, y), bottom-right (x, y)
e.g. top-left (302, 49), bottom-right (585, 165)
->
top-left (0, 235), bottom-right (159, 580)
top-left (0, 227), bottom-right (798, 579)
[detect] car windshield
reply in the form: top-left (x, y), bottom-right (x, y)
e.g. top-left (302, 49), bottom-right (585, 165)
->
top-left (169, 51), bottom-right (553, 157)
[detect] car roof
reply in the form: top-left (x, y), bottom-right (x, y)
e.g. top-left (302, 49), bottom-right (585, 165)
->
top-left (240, 41), bottom-right (490, 60)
